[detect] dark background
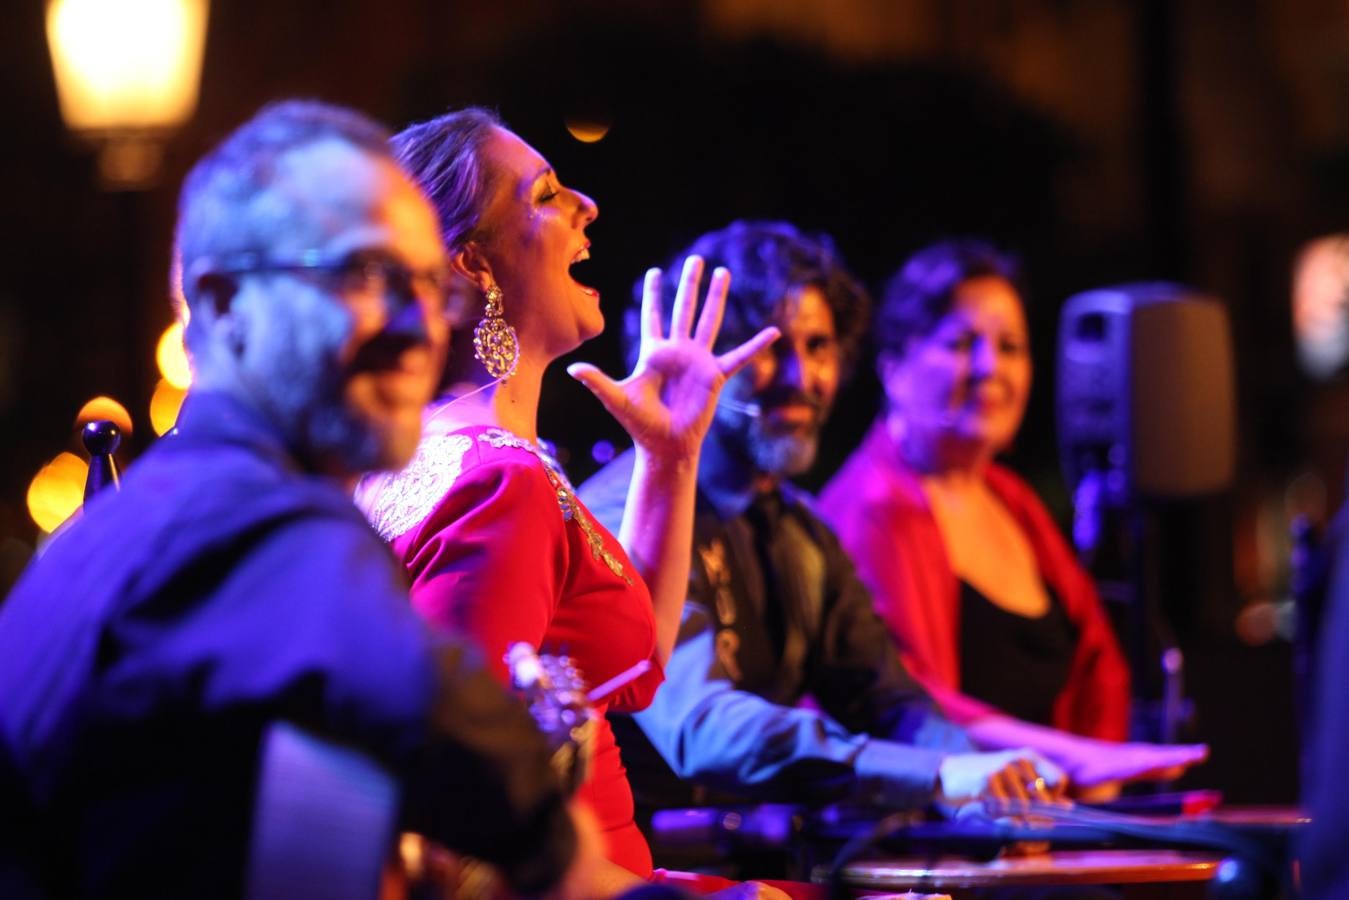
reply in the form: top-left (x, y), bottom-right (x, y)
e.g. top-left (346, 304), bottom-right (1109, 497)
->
top-left (6, 0), bottom-right (1348, 803)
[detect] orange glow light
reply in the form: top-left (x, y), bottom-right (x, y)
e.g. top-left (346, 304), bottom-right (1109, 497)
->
top-left (27, 452), bottom-right (89, 533)
top-left (149, 377), bottom-right (187, 436)
top-left (45, 0), bottom-right (209, 133)
top-left (565, 119), bottom-right (611, 144)
top-left (156, 321), bottom-right (193, 389)
top-left (75, 395), bottom-right (133, 436)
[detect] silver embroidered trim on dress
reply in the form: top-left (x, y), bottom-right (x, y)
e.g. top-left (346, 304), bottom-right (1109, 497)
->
top-left (358, 433), bottom-right (474, 540)
top-left (476, 428), bottom-right (630, 583)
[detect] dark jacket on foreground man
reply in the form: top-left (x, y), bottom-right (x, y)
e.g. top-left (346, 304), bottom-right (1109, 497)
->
top-left (0, 393), bottom-right (575, 897)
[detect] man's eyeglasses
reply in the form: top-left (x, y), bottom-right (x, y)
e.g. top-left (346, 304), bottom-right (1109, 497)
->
top-left (208, 248), bottom-right (454, 319)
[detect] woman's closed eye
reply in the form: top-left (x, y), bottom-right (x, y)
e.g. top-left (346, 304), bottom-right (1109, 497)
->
top-left (537, 176), bottom-right (562, 204)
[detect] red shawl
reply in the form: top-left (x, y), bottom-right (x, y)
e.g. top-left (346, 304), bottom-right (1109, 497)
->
top-left (820, 423), bottom-right (1130, 740)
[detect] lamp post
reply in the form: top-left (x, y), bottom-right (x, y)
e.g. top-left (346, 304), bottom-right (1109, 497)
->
top-left (45, 0), bottom-right (209, 189)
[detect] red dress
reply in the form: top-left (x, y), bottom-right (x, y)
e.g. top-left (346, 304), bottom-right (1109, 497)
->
top-left (819, 422), bottom-right (1130, 741)
top-left (357, 422), bottom-right (664, 876)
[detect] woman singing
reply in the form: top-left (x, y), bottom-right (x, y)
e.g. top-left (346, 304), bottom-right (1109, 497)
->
top-left (356, 108), bottom-right (778, 892)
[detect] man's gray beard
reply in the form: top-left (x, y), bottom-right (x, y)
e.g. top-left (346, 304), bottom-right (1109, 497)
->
top-left (749, 429), bottom-right (818, 477)
top-left (308, 402), bottom-right (382, 473)
top-left (252, 353), bottom-right (382, 475)
top-left (716, 406), bottom-right (820, 478)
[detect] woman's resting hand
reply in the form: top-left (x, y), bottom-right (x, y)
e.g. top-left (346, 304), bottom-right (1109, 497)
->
top-left (1056, 738), bottom-right (1209, 796)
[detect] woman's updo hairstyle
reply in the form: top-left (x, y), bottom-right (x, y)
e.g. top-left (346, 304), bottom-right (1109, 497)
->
top-left (390, 107), bottom-right (506, 389)
top-left (391, 106), bottom-right (503, 251)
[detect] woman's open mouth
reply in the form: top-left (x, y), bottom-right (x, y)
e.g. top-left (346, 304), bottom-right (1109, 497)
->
top-left (570, 244), bottom-right (599, 297)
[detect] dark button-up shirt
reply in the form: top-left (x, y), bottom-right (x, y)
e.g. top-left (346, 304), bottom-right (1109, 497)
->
top-left (578, 449), bottom-right (971, 815)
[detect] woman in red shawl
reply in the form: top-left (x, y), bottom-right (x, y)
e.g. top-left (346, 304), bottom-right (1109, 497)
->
top-left (822, 239), bottom-right (1206, 799)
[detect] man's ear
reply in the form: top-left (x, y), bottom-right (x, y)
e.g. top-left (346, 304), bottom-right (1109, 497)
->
top-left (183, 264), bottom-right (244, 356)
top-left (450, 241), bottom-right (496, 294)
top-left (183, 257), bottom-right (239, 319)
top-left (193, 273), bottom-right (239, 319)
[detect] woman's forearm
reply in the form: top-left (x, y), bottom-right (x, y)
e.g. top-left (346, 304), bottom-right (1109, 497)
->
top-left (618, 447), bottom-right (701, 667)
top-left (963, 712), bottom-right (1080, 757)
top-left (963, 712), bottom-right (1208, 794)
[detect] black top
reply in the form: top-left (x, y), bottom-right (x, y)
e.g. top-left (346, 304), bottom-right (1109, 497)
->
top-left (958, 579), bottom-right (1078, 726)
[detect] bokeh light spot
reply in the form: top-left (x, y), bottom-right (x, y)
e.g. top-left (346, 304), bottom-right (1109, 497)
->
top-left (149, 377), bottom-right (187, 435)
top-left (156, 321), bottom-right (193, 389)
top-left (75, 395), bottom-right (133, 436)
top-left (27, 452), bottom-right (89, 534)
top-left (46, 0), bottom-right (209, 132)
top-left (565, 119), bottom-right (611, 144)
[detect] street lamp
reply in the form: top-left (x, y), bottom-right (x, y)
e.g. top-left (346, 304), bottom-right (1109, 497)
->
top-left (45, 0), bottom-right (209, 189)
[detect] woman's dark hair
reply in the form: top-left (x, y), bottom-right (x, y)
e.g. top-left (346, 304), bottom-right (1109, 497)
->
top-left (876, 238), bottom-right (1021, 357)
top-left (390, 106), bottom-right (502, 250)
top-left (625, 220), bottom-right (871, 376)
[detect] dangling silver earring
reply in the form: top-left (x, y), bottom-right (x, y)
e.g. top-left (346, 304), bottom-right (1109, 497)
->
top-left (473, 283), bottom-right (519, 381)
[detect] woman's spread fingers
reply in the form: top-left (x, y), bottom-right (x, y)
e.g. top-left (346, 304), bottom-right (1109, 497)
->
top-left (641, 268), bottom-right (665, 346)
top-left (693, 266), bottom-right (731, 347)
top-left (717, 326), bottom-right (780, 375)
top-left (566, 363), bottom-right (626, 418)
top-left (671, 255), bottom-right (704, 337)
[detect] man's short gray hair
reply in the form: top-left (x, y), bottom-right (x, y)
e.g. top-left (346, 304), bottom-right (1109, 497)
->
top-left (173, 100), bottom-right (392, 347)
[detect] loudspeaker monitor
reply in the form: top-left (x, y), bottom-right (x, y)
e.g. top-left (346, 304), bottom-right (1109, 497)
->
top-left (1057, 283), bottom-right (1235, 500)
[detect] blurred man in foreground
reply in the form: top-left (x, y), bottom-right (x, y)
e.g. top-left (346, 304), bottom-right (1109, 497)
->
top-left (0, 101), bottom-right (581, 897)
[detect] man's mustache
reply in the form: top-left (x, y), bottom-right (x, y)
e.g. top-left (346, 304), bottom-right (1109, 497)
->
top-left (348, 331), bottom-right (429, 375)
top-left (753, 389), bottom-right (825, 418)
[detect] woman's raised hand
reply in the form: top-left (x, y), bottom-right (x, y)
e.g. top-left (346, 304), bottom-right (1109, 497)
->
top-left (567, 255), bottom-right (779, 461)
